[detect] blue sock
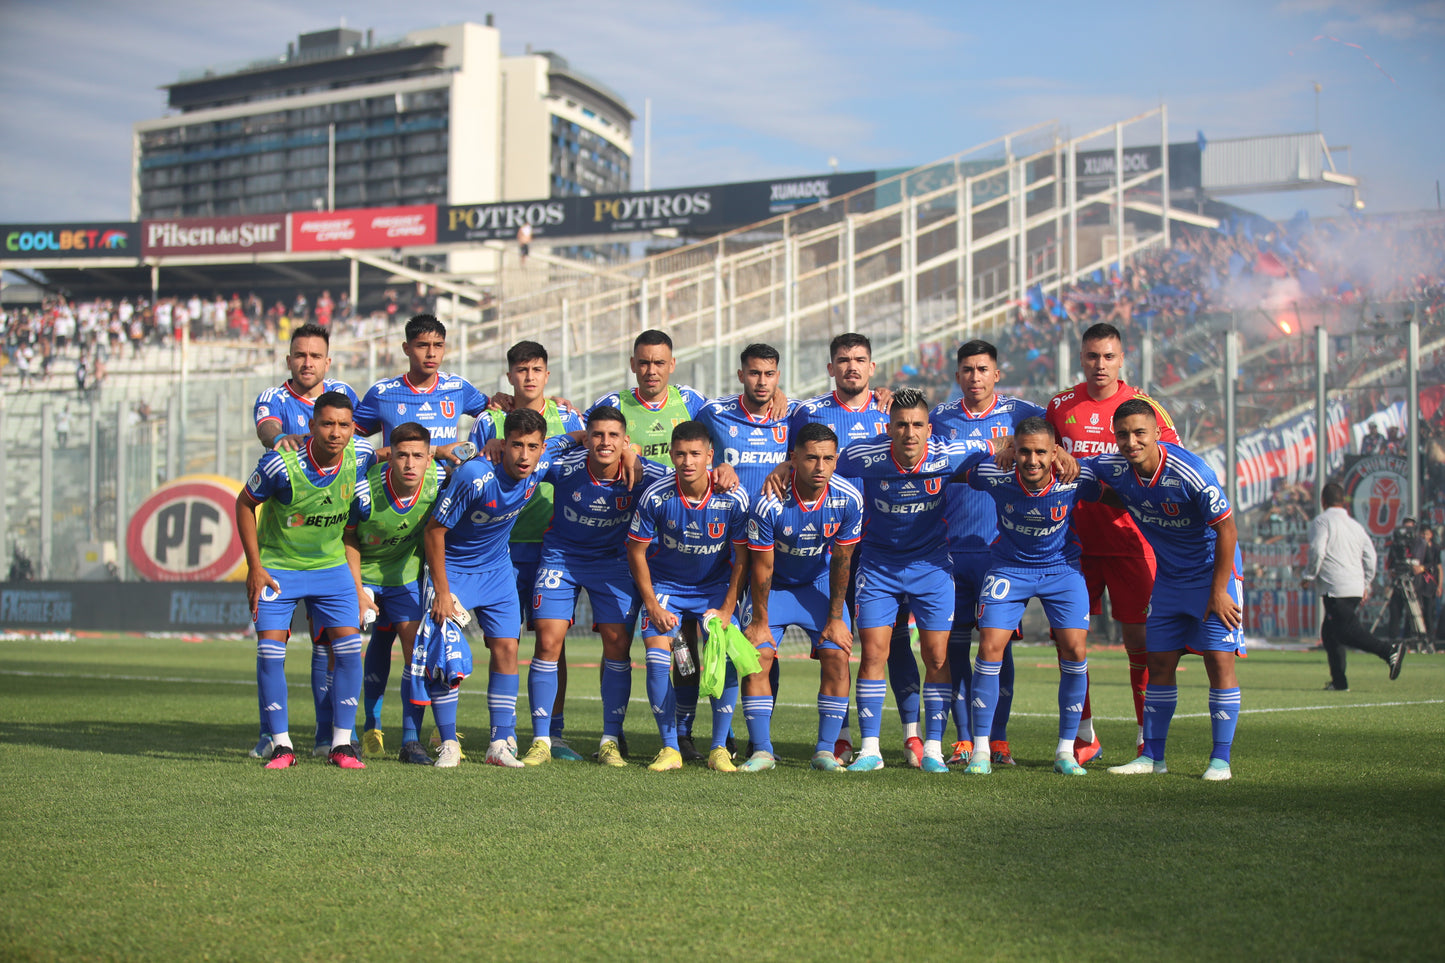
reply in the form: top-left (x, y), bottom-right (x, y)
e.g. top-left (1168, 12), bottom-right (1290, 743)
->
top-left (310, 644), bottom-right (331, 747)
top-left (674, 682), bottom-right (699, 737)
top-left (400, 665), bottom-right (425, 744)
top-left (645, 649), bottom-right (678, 749)
top-left (527, 658), bottom-right (559, 741)
top-left (1143, 684), bottom-right (1178, 761)
top-left (994, 643), bottom-right (1015, 740)
top-left (1209, 687), bottom-right (1241, 763)
top-left (487, 671), bottom-right (520, 744)
top-left (768, 657), bottom-right (781, 710)
top-left (329, 634), bottom-right (363, 740)
top-left (256, 658), bottom-right (269, 738)
top-left (970, 659), bottom-right (1002, 743)
top-left (710, 661), bottom-right (738, 750)
top-left (552, 702), bottom-right (566, 740)
top-left (362, 628), bottom-right (395, 731)
top-left (947, 640), bottom-right (973, 741)
top-left (601, 658), bottom-right (632, 739)
top-left (428, 680), bottom-right (458, 743)
top-left (1058, 659), bottom-right (1088, 742)
top-left (922, 682), bottom-right (950, 744)
top-left (887, 622), bottom-right (920, 727)
top-left (816, 694), bottom-right (849, 752)
top-left (257, 638), bottom-right (289, 736)
top-left (742, 695), bottom-right (773, 754)
top-left (856, 678), bottom-right (887, 742)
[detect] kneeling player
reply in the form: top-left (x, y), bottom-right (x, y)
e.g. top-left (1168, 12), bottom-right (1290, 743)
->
top-left (742, 423), bottom-right (863, 771)
top-left (236, 391), bottom-right (374, 769)
top-left (628, 422), bottom-right (751, 772)
top-left (1100, 400), bottom-right (1244, 781)
top-left (957, 417), bottom-right (1100, 775)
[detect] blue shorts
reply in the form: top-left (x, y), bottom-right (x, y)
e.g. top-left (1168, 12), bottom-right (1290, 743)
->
top-left (753, 576), bottom-right (832, 650)
top-left (950, 552), bottom-right (991, 631)
top-left (533, 548), bottom-right (640, 626)
top-left (450, 567), bottom-right (523, 641)
top-left (365, 580), bottom-right (425, 627)
top-left (975, 561), bottom-right (1089, 632)
top-left (641, 581), bottom-right (731, 641)
top-left (511, 542), bottom-right (543, 628)
top-left (1146, 574), bottom-right (1246, 654)
top-left (254, 564), bottom-right (359, 634)
top-left (854, 555), bottom-right (954, 632)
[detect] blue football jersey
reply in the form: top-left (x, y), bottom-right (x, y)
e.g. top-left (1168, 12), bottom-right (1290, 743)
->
top-left (628, 476), bottom-right (750, 588)
top-left (834, 434), bottom-right (990, 562)
top-left (696, 394), bottom-right (798, 498)
top-left (961, 460), bottom-right (1102, 566)
top-left (747, 478), bottom-right (864, 587)
top-left (787, 390), bottom-right (891, 453)
top-left (931, 395), bottom-right (1044, 555)
top-left (431, 436), bottom-right (571, 573)
top-left (1091, 443), bottom-right (1234, 581)
top-left (353, 371), bottom-right (489, 446)
top-left (253, 379), bottom-right (359, 437)
top-left (540, 448), bottom-right (672, 562)
top-left (245, 437), bottom-right (376, 505)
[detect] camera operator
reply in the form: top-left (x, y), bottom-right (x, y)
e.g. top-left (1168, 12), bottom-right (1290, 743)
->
top-left (1384, 517), bottom-right (1436, 640)
top-left (1415, 525), bottom-right (1441, 639)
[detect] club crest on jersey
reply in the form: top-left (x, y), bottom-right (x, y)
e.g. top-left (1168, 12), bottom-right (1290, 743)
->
top-left (440, 401), bottom-right (455, 419)
top-left (874, 421), bottom-right (888, 434)
top-left (771, 426), bottom-right (787, 443)
top-left (729, 425), bottom-right (738, 437)
top-left (1162, 502), bottom-right (1180, 515)
top-left (1051, 505), bottom-right (1068, 521)
top-left (991, 426), bottom-right (1010, 438)
top-left (615, 496), bottom-right (632, 510)
top-left (396, 403), bottom-right (406, 415)
top-left (572, 491), bottom-right (582, 502)
top-left (924, 478), bottom-right (942, 495)
top-left (782, 525), bottom-right (793, 536)
top-left (708, 522), bottom-right (726, 538)
top-left (823, 522), bottom-right (839, 538)
top-left (1090, 413), bottom-right (1099, 425)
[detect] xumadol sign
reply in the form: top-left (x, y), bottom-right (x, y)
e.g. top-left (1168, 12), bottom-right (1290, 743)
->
top-left (126, 474), bottom-right (246, 582)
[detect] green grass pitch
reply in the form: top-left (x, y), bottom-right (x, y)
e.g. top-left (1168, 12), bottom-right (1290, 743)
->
top-left (1, 635), bottom-right (1441, 961)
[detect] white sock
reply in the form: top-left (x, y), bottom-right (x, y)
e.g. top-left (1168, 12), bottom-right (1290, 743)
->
top-left (902, 721), bottom-right (919, 740)
top-left (534, 735), bottom-right (552, 748)
top-left (923, 738), bottom-right (943, 761)
top-left (600, 736), bottom-right (614, 749)
top-left (332, 727), bottom-right (352, 748)
top-left (1057, 738), bottom-right (1074, 759)
top-left (860, 736), bottom-right (881, 757)
top-left (972, 736), bottom-right (991, 760)
top-left (1137, 724), bottom-right (1145, 746)
top-left (1076, 717), bottom-right (1094, 742)
top-left (272, 731), bottom-right (293, 750)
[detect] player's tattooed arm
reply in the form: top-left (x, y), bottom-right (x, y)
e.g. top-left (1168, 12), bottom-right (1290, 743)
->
top-left (991, 433), bottom-right (1015, 469)
top-left (1206, 513), bottom-right (1243, 631)
top-left (822, 541), bottom-right (855, 654)
top-left (235, 490), bottom-right (278, 619)
top-left (743, 547), bottom-right (774, 651)
top-left (423, 520), bottom-right (454, 626)
top-left (627, 538), bottom-right (677, 634)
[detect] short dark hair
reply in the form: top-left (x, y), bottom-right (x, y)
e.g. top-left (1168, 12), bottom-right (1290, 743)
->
top-left (586, 404), bottom-right (626, 429)
top-left (390, 421), bottom-right (431, 448)
top-left (890, 387), bottom-right (929, 413)
top-left (290, 322), bottom-right (330, 347)
top-left (740, 343), bottom-right (780, 367)
top-left (313, 390), bottom-right (353, 417)
top-left (1082, 322), bottom-right (1122, 346)
top-left (1016, 416), bottom-right (1052, 440)
top-left (956, 339), bottom-right (997, 364)
top-left (794, 422), bottom-right (838, 449)
top-left (504, 408), bottom-right (547, 440)
top-left (405, 314), bottom-right (446, 342)
top-left (829, 333), bottom-right (871, 361)
top-left (1112, 398), bottom-right (1157, 423)
top-left (507, 340), bottom-right (548, 367)
top-left (633, 329), bottom-right (673, 354)
top-left (1321, 481), bottom-right (1346, 507)
top-left (670, 421), bottom-right (711, 447)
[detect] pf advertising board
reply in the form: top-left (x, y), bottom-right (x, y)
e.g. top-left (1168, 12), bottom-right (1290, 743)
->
top-left (1, 222), bottom-right (139, 259)
top-left (126, 474), bottom-right (247, 582)
top-left (142, 214), bottom-right (287, 257)
top-left (291, 205), bottom-right (436, 251)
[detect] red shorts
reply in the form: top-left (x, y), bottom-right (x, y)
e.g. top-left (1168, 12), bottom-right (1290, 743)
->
top-left (1081, 553), bottom-right (1157, 624)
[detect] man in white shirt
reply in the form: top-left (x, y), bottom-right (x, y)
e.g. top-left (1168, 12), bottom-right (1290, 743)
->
top-left (1301, 482), bottom-right (1406, 690)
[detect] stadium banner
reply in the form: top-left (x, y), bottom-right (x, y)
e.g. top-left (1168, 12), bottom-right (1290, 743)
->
top-left (1, 221), bottom-right (139, 259)
top-left (1075, 142), bottom-right (1202, 192)
top-left (1243, 587), bottom-right (1317, 638)
top-left (290, 204), bottom-right (436, 251)
top-left (438, 171), bottom-right (878, 243)
top-left (1201, 398), bottom-right (1349, 513)
top-left (0, 583), bottom-right (253, 632)
top-left (141, 214), bottom-right (287, 257)
top-left (126, 474), bottom-right (248, 582)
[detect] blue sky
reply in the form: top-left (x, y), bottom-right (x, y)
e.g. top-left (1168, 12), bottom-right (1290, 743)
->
top-left (0, 0), bottom-right (1440, 223)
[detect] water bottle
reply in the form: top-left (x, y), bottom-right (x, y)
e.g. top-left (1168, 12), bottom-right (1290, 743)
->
top-left (673, 638), bottom-right (696, 675)
top-left (451, 441), bottom-right (477, 463)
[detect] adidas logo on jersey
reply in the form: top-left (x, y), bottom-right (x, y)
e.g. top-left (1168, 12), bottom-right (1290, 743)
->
top-left (803, 523), bottom-right (816, 532)
top-left (1065, 415), bottom-right (1077, 424)
top-left (419, 402), bottom-right (434, 412)
top-left (687, 521), bottom-right (700, 531)
top-left (649, 421), bottom-right (665, 433)
top-left (1026, 507), bottom-right (1042, 517)
top-left (592, 497), bottom-right (609, 508)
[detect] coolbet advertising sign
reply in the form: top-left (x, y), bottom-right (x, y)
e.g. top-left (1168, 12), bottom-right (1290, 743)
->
top-left (1, 222), bottom-right (139, 258)
top-left (290, 205), bottom-right (437, 251)
top-left (142, 214), bottom-right (287, 257)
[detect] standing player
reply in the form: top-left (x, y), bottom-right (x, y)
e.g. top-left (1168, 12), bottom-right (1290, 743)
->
top-left (1100, 400), bottom-right (1244, 781)
top-left (473, 341), bottom-right (584, 759)
top-left (1047, 322), bottom-right (1177, 762)
top-left (955, 418), bottom-right (1099, 775)
top-left (353, 314), bottom-right (489, 459)
top-left (627, 422), bottom-right (751, 772)
top-left (832, 387), bottom-right (991, 772)
top-left (235, 391), bottom-right (375, 769)
top-left (522, 406), bottom-right (671, 766)
top-left (742, 422), bottom-right (863, 771)
top-left (249, 322), bottom-right (359, 759)
top-left (930, 339), bottom-right (1045, 767)
top-left (346, 421), bottom-right (447, 765)
top-left (423, 409), bottom-right (572, 767)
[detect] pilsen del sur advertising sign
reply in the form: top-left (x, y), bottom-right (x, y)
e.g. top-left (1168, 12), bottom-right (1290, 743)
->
top-left (141, 214), bottom-right (287, 257)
